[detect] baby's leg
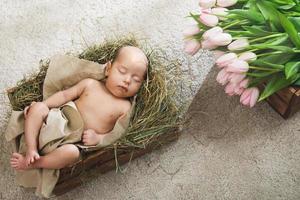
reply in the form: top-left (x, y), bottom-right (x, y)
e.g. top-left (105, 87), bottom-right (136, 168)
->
top-left (24, 102), bottom-right (49, 165)
top-left (11, 144), bottom-right (80, 170)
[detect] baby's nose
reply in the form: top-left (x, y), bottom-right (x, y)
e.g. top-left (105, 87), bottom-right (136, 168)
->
top-left (124, 76), bottom-right (131, 84)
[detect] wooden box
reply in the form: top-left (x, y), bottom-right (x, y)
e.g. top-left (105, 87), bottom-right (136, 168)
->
top-left (265, 86), bottom-right (300, 119)
top-left (52, 130), bottom-right (179, 196)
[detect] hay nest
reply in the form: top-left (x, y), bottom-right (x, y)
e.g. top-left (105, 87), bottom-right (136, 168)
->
top-left (7, 35), bottom-right (184, 150)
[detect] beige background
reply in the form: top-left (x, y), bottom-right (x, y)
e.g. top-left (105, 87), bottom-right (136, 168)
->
top-left (0, 0), bottom-right (299, 199)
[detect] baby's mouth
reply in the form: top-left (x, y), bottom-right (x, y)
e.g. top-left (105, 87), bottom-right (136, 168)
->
top-left (118, 85), bottom-right (128, 92)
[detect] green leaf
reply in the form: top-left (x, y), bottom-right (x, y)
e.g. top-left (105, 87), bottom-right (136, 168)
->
top-left (278, 12), bottom-right (300, 48)
top-left (229, 9), bottom-right (264, 23)
top-left (250, 59), bottom-right (284, 70)
top-left (246, 71), bottom-right (279, 78)
top-left (285, 61), bottom-right (300, 79)
top-left (289, 17), bottom-right (300, 32)
top-left (257, 0), bottom-right (282, 31)
top-left (250, 44), bottom-right (294, 52)
top-left (258, 73), bottom-right (299, 101)
top-left (292, 78), bottom-right (300, 86)
top-left (242, 26), bottom-right (275, 37)
top-left (248, 76), bottom-right (269, 88)
top-left (261, 53), bottom-right (296, 64)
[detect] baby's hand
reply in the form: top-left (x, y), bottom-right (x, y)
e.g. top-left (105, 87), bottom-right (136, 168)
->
top-left (24, 101), bottom-right (36, 119)
top-left (82, 129), bottom-right (101, 146)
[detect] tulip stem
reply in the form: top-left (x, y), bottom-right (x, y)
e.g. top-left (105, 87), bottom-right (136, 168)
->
top-left (257, 51), bottom-right (282, 57)
top-left (249, 66), bottom-right (280, 71)
top-left (249, 33), bottom-right (285, 43)
top-left (223, 19), bottom-right (248, 30)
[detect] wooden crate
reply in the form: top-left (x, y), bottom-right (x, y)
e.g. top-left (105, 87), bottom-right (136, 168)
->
top-left (52, 129), bottom-right (180, 196)
top-left (265, 86), bottom-right (300, 119)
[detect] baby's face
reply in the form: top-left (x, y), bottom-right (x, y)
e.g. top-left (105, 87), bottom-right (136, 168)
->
top-left (105, 47), bottom-right (147, 98)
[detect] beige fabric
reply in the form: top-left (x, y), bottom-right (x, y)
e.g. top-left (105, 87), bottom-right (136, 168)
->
top-left (5, 55), bottom-right (135, 198)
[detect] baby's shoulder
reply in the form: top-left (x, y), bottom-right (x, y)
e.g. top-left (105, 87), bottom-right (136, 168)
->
top-left (118, 99), bottom-right (132, 114)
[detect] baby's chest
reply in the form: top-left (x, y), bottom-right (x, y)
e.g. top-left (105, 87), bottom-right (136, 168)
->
top-left (82, 92), bottom-right (121, 120)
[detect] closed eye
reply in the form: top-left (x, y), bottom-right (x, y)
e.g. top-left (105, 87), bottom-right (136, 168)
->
top-left (118, 67), bottom-right (126, 74)
top-left (133, 77), bottom-right (141, 83)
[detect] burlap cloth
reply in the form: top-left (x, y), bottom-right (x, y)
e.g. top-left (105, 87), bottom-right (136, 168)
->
top-left (5, 55), bottom-right (135, 198)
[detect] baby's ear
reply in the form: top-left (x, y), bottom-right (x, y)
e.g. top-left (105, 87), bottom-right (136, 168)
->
top-left (104, 61), bottom-right (112, 76)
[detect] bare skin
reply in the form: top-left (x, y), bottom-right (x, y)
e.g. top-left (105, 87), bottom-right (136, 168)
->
top-left (11, 46), bottom-right (148, 170)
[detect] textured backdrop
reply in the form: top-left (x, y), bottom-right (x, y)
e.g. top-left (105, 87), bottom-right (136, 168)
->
top-left (0, 1), bottom-right (299, 200)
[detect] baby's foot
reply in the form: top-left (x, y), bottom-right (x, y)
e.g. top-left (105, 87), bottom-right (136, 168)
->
top-left (25, 150), bottom-right (40, 166)
top-left (10, 153), bottom-right (32, 170)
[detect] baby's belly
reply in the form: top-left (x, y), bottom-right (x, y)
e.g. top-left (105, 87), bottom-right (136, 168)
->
top-left (74, 100), bottom-right (115, 134)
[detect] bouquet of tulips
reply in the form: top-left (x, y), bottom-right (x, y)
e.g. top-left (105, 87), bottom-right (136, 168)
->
top-left (184, 0), bottom-right (300, 107)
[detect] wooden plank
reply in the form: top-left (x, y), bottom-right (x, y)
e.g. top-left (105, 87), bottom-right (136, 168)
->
top-left (266, 93), bottom-right (288, 117)
top-left (53, 130), bottom-right (179, 195)
top-left (53, 176), bottom-right (82, 196)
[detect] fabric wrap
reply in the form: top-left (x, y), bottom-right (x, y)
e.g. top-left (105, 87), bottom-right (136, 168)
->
top-left (5, 55), bottom-right (135, 198)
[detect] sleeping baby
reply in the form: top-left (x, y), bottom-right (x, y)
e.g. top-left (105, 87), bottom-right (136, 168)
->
top-left (10, 46), bottom-right (148, 170)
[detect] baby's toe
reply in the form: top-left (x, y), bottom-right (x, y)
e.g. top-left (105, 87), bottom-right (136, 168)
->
top-left (34, 154), bottom-right (40, 160)
top-left (12, 152), bottom-right (21, 159)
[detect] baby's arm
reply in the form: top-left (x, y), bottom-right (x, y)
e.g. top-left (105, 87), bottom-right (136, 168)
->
top-left (82, 102), bottom-right (131, 146)
top-left (42, 78), bottom-right (94, 108)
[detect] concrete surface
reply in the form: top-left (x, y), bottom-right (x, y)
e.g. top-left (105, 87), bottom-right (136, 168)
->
top-left (0, 0), bottom-right (299, 200)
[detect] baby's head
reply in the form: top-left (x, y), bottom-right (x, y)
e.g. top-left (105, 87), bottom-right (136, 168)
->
top-left (104, 46), bottom-right (148, 98)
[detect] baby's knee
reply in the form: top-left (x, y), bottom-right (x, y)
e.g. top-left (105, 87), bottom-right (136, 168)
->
top-left (30, 102), bottom-right (49, 116)
top-left (63, 144), bottom-right (80, 159)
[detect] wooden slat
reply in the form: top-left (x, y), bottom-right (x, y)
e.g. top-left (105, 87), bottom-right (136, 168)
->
top-left (266, 93), bottom-right (288, 117)
top-left (53, 130), bottom-right (179, 196)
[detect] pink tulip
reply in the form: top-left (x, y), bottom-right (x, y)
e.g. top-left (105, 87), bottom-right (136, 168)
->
top-left (225, 82), bottom-right (237, 96)
top-left (234, 86), bottom-right (245, 95)
top-left (216, 0), bottom-right (238, 7)
top-left (228, 38), bottom-right (249, 51)
top-left (215, 52), bottom-right (237, 68)
top-left (209, 32), bottom-right (232, 46)
top-left (199, 0), bottom-right (216, 9)
top-left (239, 78), bottom-right (249, 88)
top-left (216, 68), bottom-right (231, 85)
top-left (211, 7), bottom-right (228, 20)
top-left (226, 59), bottom-right (249, 73)
top-left (240, 87), bottom-right (260, 107)
top-left (229, 73), bottom-right (246, 84)
top-left (199, 7), bottom-right (212, 14)
top-left (238, 51), bottom-right (257, 62)
top-left (201, 39), bottom-right (218, 50)
top-left (213, 50), bottom-right (225, 59)
top-left (203, 26), bottom-right (223, 40)
top-left (184, 39), bottom-right (201, 55)
top-left (183, 25), bottom-right (201, 37)
top-left (199, 13), bottom-right (219, 27)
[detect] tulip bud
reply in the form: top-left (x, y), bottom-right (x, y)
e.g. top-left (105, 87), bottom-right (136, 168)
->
top-left (201, 39), bottom-right (218, 50)
top-left (203, 26), bottom-right (223, 40)
top-left (209, 32), bottom-right (232, 46)
top-left (239, 78), bottom-right (249, 88)
top-left (238, 51), bottom-right (257, 62)
top-left (240, 87), bottom-right (259, 107)
top-left (226, 59), bottom-right (249, 73)
top-left (216, 0), bottom-right (238, 7)
top-left (199, 13), bottom-right (219, 27)
top-left (234, 86), bottom-right (244, 95)
top-left (229, 73), bottom-right (246, 84)
top-left (199, 0), bottom-right (216, 9)
top-left (184, 39), bottom-right (201, 55)
top-left (215, 52), bottom-right (237, 68)
top-left (183, 25), bottom-right (201, 37)
top-left (199, 7), bottom-right (212, 15)
top-left (211, 7), bottom-right (228, 20)
top-left (216, 68), bottom-right (231, 85)
top-left (228, 38), bottom-right (249, 51)
top-left (213, 50), bottom-right (225, 59)
top-left (225, 82), bottom-right (237, 96)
